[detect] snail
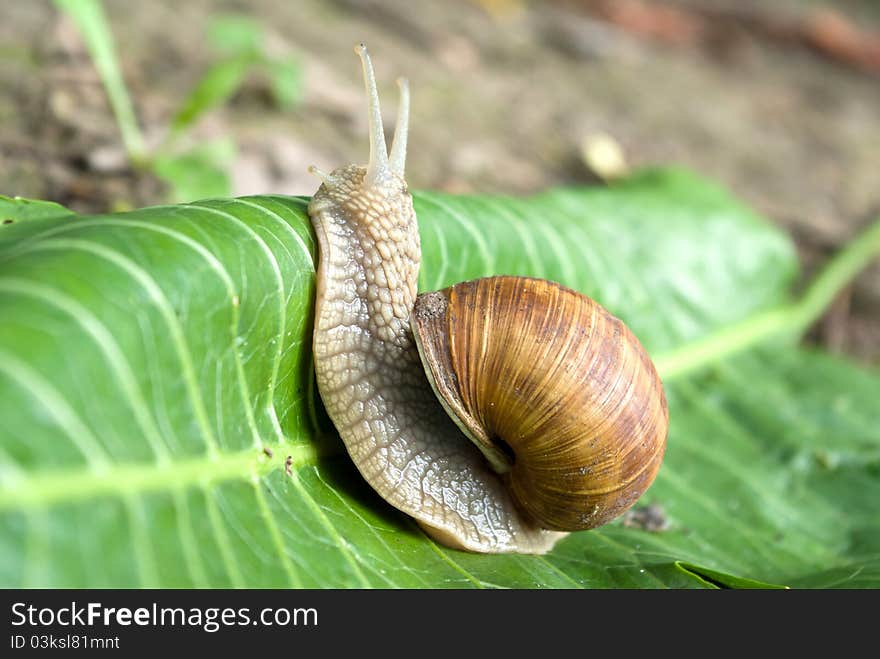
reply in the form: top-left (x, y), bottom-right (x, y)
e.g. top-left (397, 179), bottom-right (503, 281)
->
top-left (306, 44), bottom-right (668, 554)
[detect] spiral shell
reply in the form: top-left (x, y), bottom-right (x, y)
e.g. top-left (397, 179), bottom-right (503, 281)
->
top-left (412, 275), bottom-right (669, 531)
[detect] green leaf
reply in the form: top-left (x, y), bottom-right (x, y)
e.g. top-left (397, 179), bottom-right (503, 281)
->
top-left (0, 196), bottom-right (74, 225)
top-left (152, 139), bottom-right (236, 202)
top-left (0, 197), bottom-right (76, 250)
top-left (204, 14), bottom-right (301, 111)
top-left (1, 169), bottom-right (878, 588)
top-left (675, 562), bottom-right (788, 589)
top-left (263, 58), bottom-right (302, 110)
top-left (207, 15), bottom-right (264, 56)
top-left (169, 56), bottom-right (253, 136)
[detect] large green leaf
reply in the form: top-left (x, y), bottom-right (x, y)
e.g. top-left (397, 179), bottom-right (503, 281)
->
top-left (1, 169), bottom-right (877, 588)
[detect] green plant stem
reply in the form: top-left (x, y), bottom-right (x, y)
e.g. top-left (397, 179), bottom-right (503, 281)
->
top-left (53, 0), bottom-right (146, 163)
top-left (655, 217), bottom-right (880, 381)
top-left (792, 218), bottom-right (880, 331)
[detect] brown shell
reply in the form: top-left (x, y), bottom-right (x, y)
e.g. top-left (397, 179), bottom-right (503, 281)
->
top-left (412, 276), bottom-right (668, 531)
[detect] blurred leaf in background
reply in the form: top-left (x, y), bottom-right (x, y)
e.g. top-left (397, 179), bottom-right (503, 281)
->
top-left (206, 12), bottom-right (305, 108)
top-left (171, 13), bottom-right (303, 137)
top-left (207, 14), bottom-right (265, 55)
top-left (151, 139), bottom-right (237, 204)
top-left (53, 1), bottom-right (301, 203)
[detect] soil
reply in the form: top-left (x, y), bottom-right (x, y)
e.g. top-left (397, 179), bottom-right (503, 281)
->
top-left (1, 0), bottom-right (878, 363)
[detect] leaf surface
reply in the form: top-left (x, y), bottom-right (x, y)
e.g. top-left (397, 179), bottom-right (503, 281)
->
top-left (1, 169), bottom-right (877, 588)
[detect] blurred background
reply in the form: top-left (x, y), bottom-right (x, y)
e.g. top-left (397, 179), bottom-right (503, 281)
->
top-left (1, 0), bottom-right (878, 362)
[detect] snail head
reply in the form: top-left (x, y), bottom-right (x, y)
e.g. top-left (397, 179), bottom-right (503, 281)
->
top-left (309, 44), bottom-right (410, 222)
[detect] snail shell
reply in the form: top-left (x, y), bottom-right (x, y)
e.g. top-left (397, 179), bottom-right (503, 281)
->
top-left (413, 276), bottom-right (668, 531)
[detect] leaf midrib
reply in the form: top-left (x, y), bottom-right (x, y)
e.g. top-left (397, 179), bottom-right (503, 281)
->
top-left (0, 443), bottom-right (322, 511)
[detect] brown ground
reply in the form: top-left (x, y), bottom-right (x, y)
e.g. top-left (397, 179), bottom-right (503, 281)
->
top-left (1, 0), bottom-right (878, 363)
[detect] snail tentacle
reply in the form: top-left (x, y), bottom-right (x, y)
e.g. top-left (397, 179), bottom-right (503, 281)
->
top-left (355, 43), bottom-right (391, 187)
top-left (389, 77), bottom-right (409, 176)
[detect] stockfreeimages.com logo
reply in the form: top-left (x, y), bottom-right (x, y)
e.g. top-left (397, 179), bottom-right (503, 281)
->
top-left (11, 601), bottom-right (318, 633)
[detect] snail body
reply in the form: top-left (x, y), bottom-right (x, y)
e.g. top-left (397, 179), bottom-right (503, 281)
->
top-left (307, 45), bottom-right (668, 554)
